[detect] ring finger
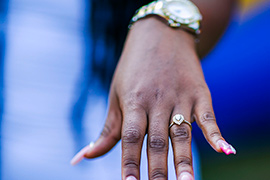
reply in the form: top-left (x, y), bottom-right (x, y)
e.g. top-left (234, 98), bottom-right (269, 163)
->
top-left (169, 105), bottom-right (194, 180)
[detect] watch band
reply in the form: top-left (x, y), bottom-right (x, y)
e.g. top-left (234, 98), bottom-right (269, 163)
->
top-left (129, 0), bottom-right (202, 35)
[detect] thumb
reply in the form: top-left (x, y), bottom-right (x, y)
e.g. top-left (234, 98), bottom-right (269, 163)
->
top-left (70, 93), bottom-right (122, 165)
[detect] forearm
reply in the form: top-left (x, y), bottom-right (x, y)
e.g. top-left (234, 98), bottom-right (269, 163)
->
top-left (191, 0), bottom-right (236, 58)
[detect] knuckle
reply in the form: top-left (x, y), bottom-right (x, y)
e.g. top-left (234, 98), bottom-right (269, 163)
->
top-left (171, 126), bottom-right (191, 142)
top-left (176, 156), bottom-right (192, 168)
top-left (122, 128), bottom-right (143, 144)
top-left (124, 90), bottom-right (147, 108)
top-left (101, 124), bottom-right (120, 142)
top-left (193, 83), bottom-right (210, 97)
top-left (200, 112), bottom-right (216, 125)
top-left (150, 168), bottom-right (167, 179)
top-left (209, 131), bottom-right (221, 138)
top-left (123, 158), bottom-right (139, 169)
top-left (153, 88), bottom-right (165, 101)
top-left (123, 88), bottom-right (167, 109)
top-left (148, 135), bottom-right (167, 152)
top-left (100, 124), bottom-right (111, 137)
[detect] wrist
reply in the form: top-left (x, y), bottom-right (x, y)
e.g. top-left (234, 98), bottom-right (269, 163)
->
top-left (125, 16), bottom-right (198, 58)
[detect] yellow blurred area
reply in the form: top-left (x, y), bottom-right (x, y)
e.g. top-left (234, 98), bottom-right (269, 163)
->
top-left (239, 0), bottom-right (267, 11)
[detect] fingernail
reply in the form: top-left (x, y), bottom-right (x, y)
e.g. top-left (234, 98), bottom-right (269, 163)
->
top-left (126, 176), bottom-right (137, 180)
top-left (70, 141), bottom-right (94, 166)
top-left (217, 140), bottom-right (236, 155)
top-left (179, 172), bottom-right (193, 180)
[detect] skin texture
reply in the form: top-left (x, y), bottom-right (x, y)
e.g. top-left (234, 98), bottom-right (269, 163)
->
top-left (71, 1), bottom-right (237, 180)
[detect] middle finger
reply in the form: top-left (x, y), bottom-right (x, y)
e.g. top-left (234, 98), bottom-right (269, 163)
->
top-left (147, 106), bottom-right (172, 180)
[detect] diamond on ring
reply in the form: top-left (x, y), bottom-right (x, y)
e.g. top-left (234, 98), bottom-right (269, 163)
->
top-left (173, 114), bottom-right (185, 125)
top-left (169, 114), bottom-right (192, 129)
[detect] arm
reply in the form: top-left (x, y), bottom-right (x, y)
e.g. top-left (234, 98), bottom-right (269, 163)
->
top-left (71, 1), bottom-right (237, 180)
top-left (194, 0), bottom-right (236, 57)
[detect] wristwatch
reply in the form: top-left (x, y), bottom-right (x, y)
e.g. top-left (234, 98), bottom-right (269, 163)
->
top-left (129, 0), bottom-right (202, 35)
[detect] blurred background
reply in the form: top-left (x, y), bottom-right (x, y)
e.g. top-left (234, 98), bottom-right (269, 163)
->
top-left (0, 0), bottom-right (269, 179)
top-left (195, 0), bottom-right (270, 179)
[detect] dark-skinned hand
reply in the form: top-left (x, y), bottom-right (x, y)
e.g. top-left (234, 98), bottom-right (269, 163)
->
top-left (71, 17), bottom-right (236, 180)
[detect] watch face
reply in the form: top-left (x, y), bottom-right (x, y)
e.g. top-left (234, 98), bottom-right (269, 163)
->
top-left (163, 0), bottom-right (201, 24)
top-left (167, 2), bottom-right (193, 19)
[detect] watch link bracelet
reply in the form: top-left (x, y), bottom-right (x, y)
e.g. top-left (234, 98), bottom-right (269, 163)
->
top-left (129, 0), bottom-right (202, 36)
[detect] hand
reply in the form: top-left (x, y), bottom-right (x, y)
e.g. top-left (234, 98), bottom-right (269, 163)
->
top-left (71, 17), bottom-right (236, 180)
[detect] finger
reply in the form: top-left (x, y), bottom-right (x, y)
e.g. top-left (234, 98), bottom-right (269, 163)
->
top-left (85, 90), bottom-right (122, 158)
top-left (193, 96), bottom-right (236, 155)
top-left (122, 108), bottom-right (147, 180)
top-left (170, 106), bottom-right (194, 180)
top-left (70, 91), bottom-right (122, 165)
top-left (70, 142), bottom-right (94, 165)
top-left (147, 108), bottom-right (170, 180)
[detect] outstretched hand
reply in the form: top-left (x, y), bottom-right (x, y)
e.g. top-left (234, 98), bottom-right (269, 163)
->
top-left (71, 17), bottom-right (236, 180)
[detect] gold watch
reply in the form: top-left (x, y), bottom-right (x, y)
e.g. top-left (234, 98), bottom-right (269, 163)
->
top-left (129, 0), bottom-right (202, 35)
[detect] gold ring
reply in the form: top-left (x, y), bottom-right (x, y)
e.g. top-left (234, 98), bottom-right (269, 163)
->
top-left (169, 114), bottom-right (192, 129)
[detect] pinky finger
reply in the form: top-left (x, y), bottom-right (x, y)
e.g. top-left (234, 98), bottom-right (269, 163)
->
top-left (193, 97), bottom-right (236, 155)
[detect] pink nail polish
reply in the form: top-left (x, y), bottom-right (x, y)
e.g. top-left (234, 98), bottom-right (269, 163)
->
top-left (126, 176), bottom-right (137, 180)
top-left (217, 140), bottom-right (236, 155)
top-left (179, 172), bottom-right (193, 180)
top-left (70, 142), bottom-right (94, 165)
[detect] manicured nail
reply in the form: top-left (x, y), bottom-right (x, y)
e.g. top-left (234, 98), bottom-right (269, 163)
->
top-left (70, 141), bottom-right (94, 166)
top-left (126, 176), bottom-right (137, 180)
top-left (179, 172), bottom-right (193, 180)
top-left (217, 140), bottom-right (236, 155)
